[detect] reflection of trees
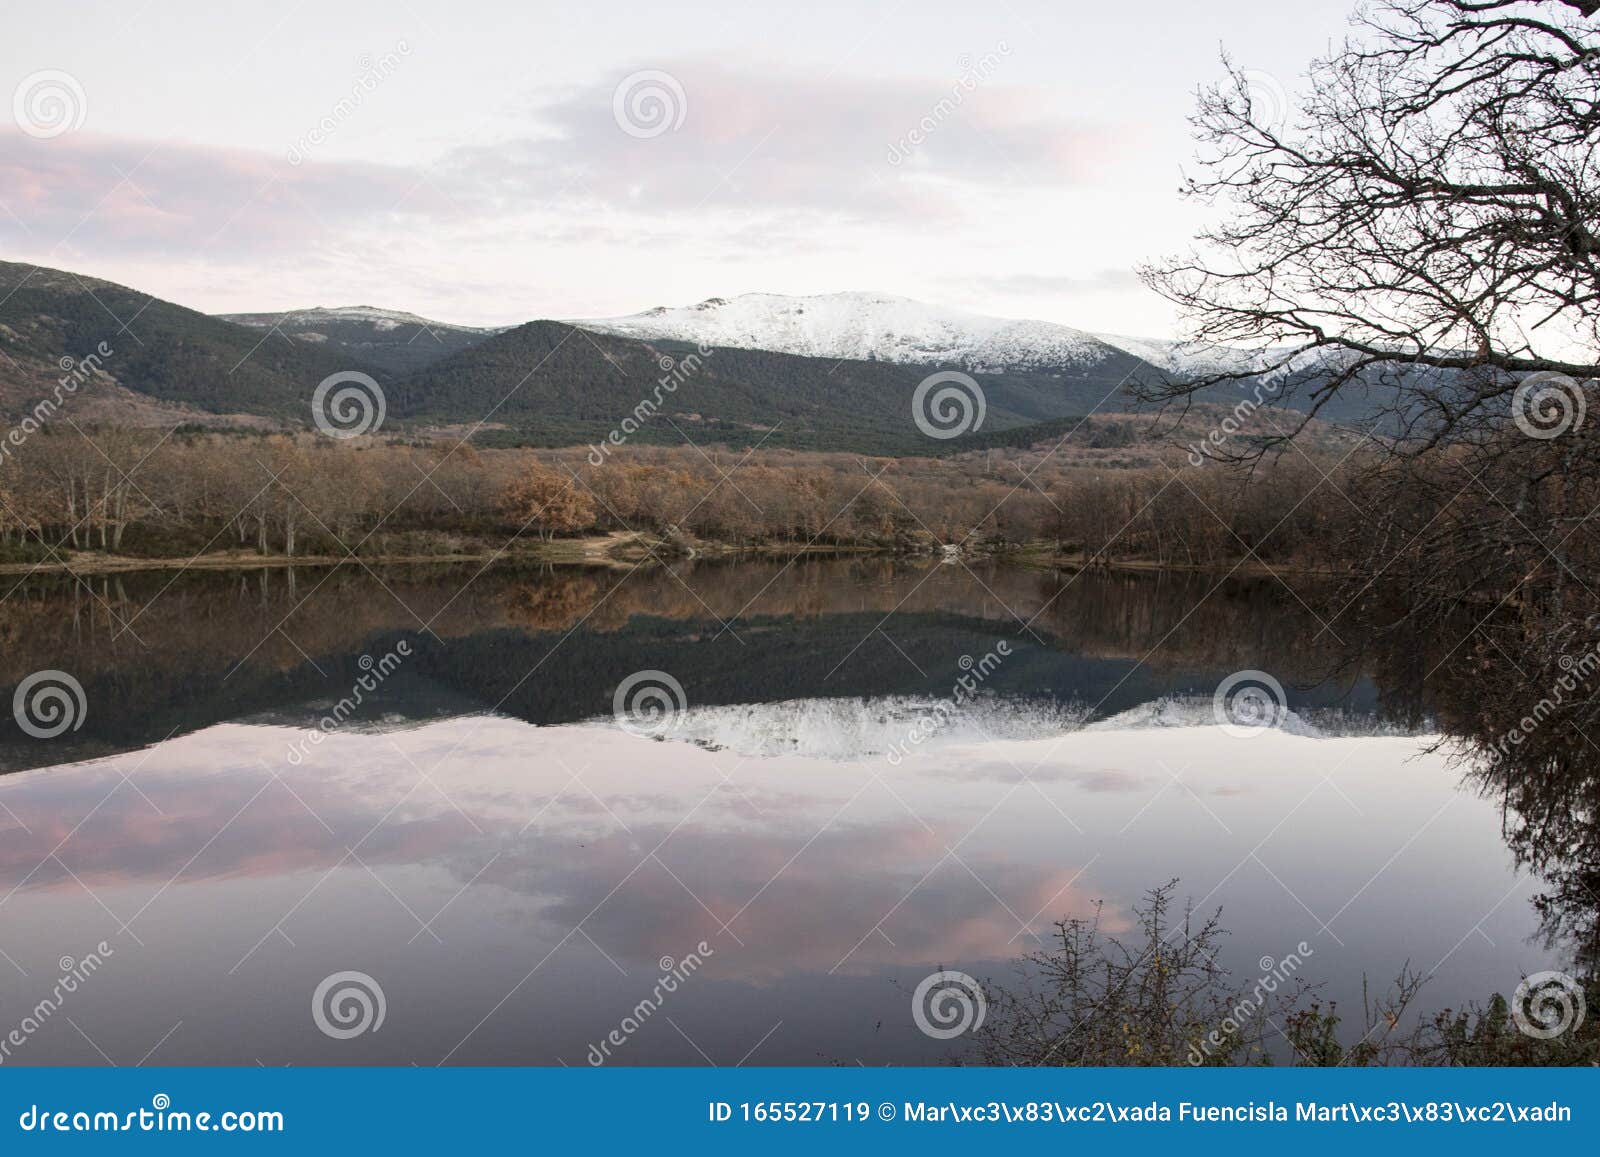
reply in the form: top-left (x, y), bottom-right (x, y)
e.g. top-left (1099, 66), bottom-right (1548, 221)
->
top-left (1351, 605), bottom-right (1600, 981)
top-left (1, 559), bottom-right (1350, 770)
top-left (2, 559), bottom-right (1345, 690)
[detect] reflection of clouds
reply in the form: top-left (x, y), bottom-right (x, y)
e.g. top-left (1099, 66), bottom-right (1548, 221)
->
top-left (0, 720), bottom-right (1109, 981)
top-left (500, 822), bottom-right (1108, 977)
top-left (926, 760), bottom-right (1147, 792)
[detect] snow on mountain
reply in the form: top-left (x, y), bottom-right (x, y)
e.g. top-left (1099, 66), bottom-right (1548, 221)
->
top-left (573, 291), bottom-right (1129, 373)
top-left (220, 306), bottom-right (498, 334)
top-left (1091, 333), bottom-right (1265, 381)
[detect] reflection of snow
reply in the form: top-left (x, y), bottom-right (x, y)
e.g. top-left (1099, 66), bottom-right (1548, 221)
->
top-left (655, 696), bottom-right (1088, 760)
top-left (1087, 697), bottom-right (1422, 739)
top-left (637, 694), bottom-right (1413, 760)
top-left (1089, 697), bottom-right (1321, 738)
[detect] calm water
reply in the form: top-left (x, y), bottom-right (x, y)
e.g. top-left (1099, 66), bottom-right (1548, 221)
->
top-left (0, 559), bottom-right (1572, 1064)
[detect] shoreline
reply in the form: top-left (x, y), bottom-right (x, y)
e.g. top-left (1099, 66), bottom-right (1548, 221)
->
top-left (0, 536), bottom-right (1350, 581)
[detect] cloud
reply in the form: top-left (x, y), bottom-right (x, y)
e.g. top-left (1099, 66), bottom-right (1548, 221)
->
top-left (969, 270), bottom-right (1147, 297)
top-left (0, 129), bottom-right (456, 258)
top-left (447, 61), bottom-right (1116, 222)
top-left (0, 61), bottom-right (1118, 266)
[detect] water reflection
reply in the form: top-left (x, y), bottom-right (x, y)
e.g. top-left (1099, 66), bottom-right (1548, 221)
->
top-left (0, 559), bottom-right (1373, 771)
top-left (0, 559), bottom-right (1589, 1064)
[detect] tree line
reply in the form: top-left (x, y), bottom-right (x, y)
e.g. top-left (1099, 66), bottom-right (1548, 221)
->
top-left (0, 426), bottom-right (1383, 570)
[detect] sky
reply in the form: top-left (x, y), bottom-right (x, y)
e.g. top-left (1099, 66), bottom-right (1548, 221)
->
top-left (0, 0), bottom-right (1360, 335)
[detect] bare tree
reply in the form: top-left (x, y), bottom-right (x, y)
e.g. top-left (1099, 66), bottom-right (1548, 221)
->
top-left (1145, 0), bottom-right (1598, 449)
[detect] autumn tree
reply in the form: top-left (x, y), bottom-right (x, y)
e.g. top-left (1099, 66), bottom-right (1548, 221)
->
top-left (500, 459), bottom-right (597, 540)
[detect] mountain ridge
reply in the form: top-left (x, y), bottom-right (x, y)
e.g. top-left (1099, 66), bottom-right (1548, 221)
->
top-left (574, 290), bottom-right (1127, 375)
top-left (0, 261), bottom-right (1403, 452)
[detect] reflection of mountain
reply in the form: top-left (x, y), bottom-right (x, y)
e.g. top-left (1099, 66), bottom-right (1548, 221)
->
top-left (1087, 697), bottom-right (1426, 738)
top-left (0, 714), bottom-right (1551, 1064)
top-left (660, 696), bottom-right (1091, 759)
top-left (0, 615), bottom-right (1381, 773)
top-left (0, 559), bottom-right (1381, 773)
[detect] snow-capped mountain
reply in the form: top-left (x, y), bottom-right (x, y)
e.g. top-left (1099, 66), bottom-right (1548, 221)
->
top-left (574, 291), bottom-right (1134, 374)
top-left (217, 306), bottom-right (505, 374)
top-left (220, 305), bottom-right (498, 335)
top-left (1091, 333), bottom-right (1266, 380)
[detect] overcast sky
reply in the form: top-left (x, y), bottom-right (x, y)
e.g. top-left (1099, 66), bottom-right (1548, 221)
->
top-left (1, 0), bottom-right (1359, 334)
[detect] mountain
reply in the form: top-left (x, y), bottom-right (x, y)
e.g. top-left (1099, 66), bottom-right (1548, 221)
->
top-left (573, 292), bottom-right (1444, 415)
top-left (389, 320), bottom-right (1156, 452)
top-left (575, 290), bottom-right (1129, 374)
top-left (1091, 333), bottom-right (1264, 380)
top-left (0, 260), bottom-right (389, 425)
top-left (0, 264), bottom-right (1409, 452)
top-left (218, 306), bottom-right (501, 375)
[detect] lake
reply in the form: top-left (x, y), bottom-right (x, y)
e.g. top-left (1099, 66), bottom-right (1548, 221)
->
top-left (0, 558), bottom-right (1575, 1064)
